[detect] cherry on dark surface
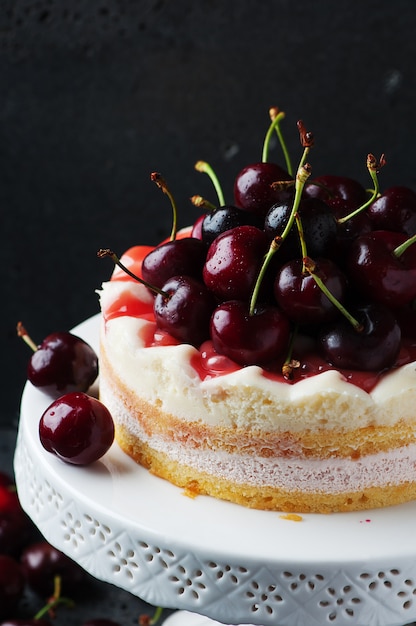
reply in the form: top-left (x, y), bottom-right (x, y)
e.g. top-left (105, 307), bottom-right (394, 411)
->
top-left (154, 275), bottom-right (217, 347)
top-left (210, 300), bottom-right (290, 366)
top-left (347, 230), bottom-right (416, 307)
top-left (20, 540), bottom-right (86, 597)
top-left (274, 258), bottom-right (348, 325)
top-left (39, 392), bottom-right (115, 465)
top-left (319, 302), bottom-right (401, 371)
top-left (0, 555), bottom-right (25, 619)
top-left (233, 161), bottom-right (293, 216)
top-left (0, 480), bottom-right (36, 556)
top-left (304, 174), bottom-right (368, 208)
top-left (203, 225), bottom-right (269, 301)
top-left (201, 204), bottom-right (262, 245)
top-left (141, 237), bottom-right (208, 289)
top-left (367, 186), bottom-right (416, 236)
top-left (21, 328), bottom-right (98, 396)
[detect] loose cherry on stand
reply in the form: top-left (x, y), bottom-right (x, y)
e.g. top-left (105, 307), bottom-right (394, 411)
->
top-left (39, 392), bottom-right (115, 465)
top-left (17, 323), bottom-right (98, 396)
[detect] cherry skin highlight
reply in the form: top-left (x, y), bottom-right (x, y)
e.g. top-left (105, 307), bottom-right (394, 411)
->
top-left (39, 392), bottom-right (115, 465)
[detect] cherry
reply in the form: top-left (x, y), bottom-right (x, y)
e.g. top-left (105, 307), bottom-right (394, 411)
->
top-left (347, 230), bottom-right (416, 307)
top-left (154, 275), bottom-right (217, 346)
top-left (274, 258), bottom-right (348, 325)
top-left (190, 213), bottom-right (205, 239)
top-left (203, 225), bottom-right (269, 301)
top-left (0, 555), bottom-right (25, 619)
top-left (201, 205), bottom-right (262, 245)
top-left (0, 620), bottom-right (52, 625)
top-left (210, 300), bottom-right (290, 366)
top-left (0, 478), bottom-right (35, 556)
top-left (367, 186), bottom-right (416, 236)
top-left (234, 161), bottom-right (293, 216)
top-left (141, 237), bottom-right (207, 289)
top-left (39, 392), bottom-right (115, 465)
top-left (20, 540), bottom-right (86, 597)
top-left (328, 196), bottom-right (373, 261)
top-left (319, 302), bottom-right (401, 371)
top-left (305, 174), bottom-right (368, 208)
top-left (18, 325), bottom-right (98, 396)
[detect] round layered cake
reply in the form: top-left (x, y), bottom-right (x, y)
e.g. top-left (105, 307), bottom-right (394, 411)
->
top-left (98, 115), bottom-right (416, 514)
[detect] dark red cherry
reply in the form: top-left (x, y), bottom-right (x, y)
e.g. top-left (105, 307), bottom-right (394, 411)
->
top-left (305, 174), bottom-right (368, 208)
top-left (329, 196), bottom-right (373, 260)
top-left (154, 275), bottom-right (216, 346)
top-left (210, 300), bottom-right (290, 366)
top-left (141, 237), bottom-right (207, 289)
top-left (0, 555), bottom-right (24, 619)
top-left (234, 162), bottom-right (293, 216)
top-left (347, 230), bottom-right (416, 307)
top-left (27, 331), bottom-right (98, 396)
top-left (203, 225), bottom-right (269, 301)
top-left (191, 213), bottom-right (205, 240)
top-left (39, 392), bottom-right (115, 465)
top-left (0, 479), bottom-right (35, 556)
top-left (367, 186), bottom-right (416, 236)
top-left (274, 258), bottom-right (347, 325)
top-left (319, 302), bottom-right (401, 371)
top-left (21, 540), bottom-right (86, 597)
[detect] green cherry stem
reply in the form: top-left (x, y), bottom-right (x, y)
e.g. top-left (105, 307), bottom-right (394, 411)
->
top-left (190, 194), bottom-right (217, 212)
top-left (337, 153), bottom-right (386, 224)
top-left (151, 172), bottom-right (178, 241)
top-left (268, 107), bottom-right (293, 176)
top-left (261, 108), bottom-right (287, 164)
top-left (97, 249), bottom-right (170, 298)
top-left (194, 161), bottom-right (225, 207)
top-left (394, 233), bottom-right (416, 257)
top-left (33, 575), bottom-right (75, 620)
top-left (16, 322), bottom-right (38, 352)
top-left (249, 162), bottom-right (312, 315)
top-left (303, 257), bottom-right (363, 331)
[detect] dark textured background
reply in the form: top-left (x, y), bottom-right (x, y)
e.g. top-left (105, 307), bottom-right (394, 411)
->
top-left (2, 0), bottom-right (416, 426)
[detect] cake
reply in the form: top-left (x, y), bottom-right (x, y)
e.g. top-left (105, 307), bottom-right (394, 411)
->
top-left (98, 113), bottom-right (416, 514)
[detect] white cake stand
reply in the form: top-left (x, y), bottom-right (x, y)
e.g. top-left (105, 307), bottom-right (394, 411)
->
top-left (13, 315), bottom-right (416, 626)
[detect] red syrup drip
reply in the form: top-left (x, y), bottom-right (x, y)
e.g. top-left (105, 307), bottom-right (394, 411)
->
top-left (104, 289), bottom-right (155, 322)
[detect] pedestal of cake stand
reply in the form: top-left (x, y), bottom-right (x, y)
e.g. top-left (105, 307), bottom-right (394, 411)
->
top-left (13, 316), bottom-right (416, 626)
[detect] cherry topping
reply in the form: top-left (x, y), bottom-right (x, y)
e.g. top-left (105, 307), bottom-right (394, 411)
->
top-left (18, 325), bottom-right (98, 396)
top-left (210, 300), bottom-right (290, 366)
top-left (367, 186), bottom-right (416, 236)
top-left (234, 161), bottom-right (293, 216)
top-left (274, 257), bottom-right (347, 325)
top-left (153, 275), bottom-right (216, 346)
top-left (201, 205), bottom-right (262, 245)
top-left (39, 392), bottom-right (115, 465)
top-left (319, 302), bottom-right (401, 371)
top-left (203, 225), bottom-right (269, 301)
top-left (141, 237), bottom-right (207, 289)
top-left (305, 174), bottom-right (368, 208)
top-left (347, 230), bottom-right (416, 307)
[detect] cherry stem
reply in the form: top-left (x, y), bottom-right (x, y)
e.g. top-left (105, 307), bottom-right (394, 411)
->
top-left (282, 326), bottom-right (300, 380)
top-left (249, 162), bottom-right (312, 315)
top-left (394, 232), bottom-right (416, 258)
top-left (97, 249), bottom-right (170, 298)
top-left (190, 194), bottom-right (217, 212)
top-left (151, 172), bottom-right (178, 241)
top-left (337, 153), bottom-right (386, 224)
top-left (261, 109), bottom-right (287, 165)
top-left (268, 107), bottom-right (293, 175)
top-left (303, 257), bottom-right (363, 331)
top-left (16, 322), bottom-right (38, 352)
top-left (34, 575), bottom-right (74, 620)
top-left (194, 161), bottom-right (225, 207)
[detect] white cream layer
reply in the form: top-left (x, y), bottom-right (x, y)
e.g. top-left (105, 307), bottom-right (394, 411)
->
top-left (100, 377), bottom-right (416, 493)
